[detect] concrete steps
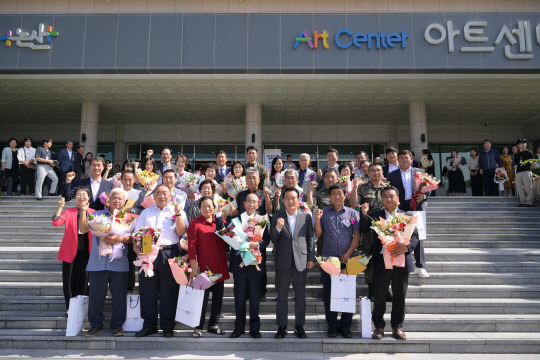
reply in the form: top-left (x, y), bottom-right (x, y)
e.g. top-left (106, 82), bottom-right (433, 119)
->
top-left (0, 196), bottom-right (539, 354)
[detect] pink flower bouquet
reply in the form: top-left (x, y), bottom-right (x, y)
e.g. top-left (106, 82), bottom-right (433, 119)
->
top-left (410, 172), bottom-right (440, 211)
top-left (132, 226), bottom-right (161, 277)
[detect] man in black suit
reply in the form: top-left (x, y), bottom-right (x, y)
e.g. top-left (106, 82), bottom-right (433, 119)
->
top-left (74, 145), bottom-right (85, 181)
top-left (62, 157), bottom-right (114, 211)
top-left (215, 150), bottom-right (231, 184)
top-left (382, 147), bottom-right (399, 178)
top-left (360, 186), bottom-right (419, 340)
top-left (270, 187), bottom-right (316, 339)
top-left (229, 193), bottom-right (269, 339)
top-left (156, 147), bottom-right (178, 176)
top-left (57, 141), bottom-right (76, 191)
top-left (386, 150), bottom-right (429, 278)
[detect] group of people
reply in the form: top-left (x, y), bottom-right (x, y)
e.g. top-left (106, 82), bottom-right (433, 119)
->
top-left (443, 138), bottom-right (538, 206)
top-left (52, 145), bottom-right (430, 342)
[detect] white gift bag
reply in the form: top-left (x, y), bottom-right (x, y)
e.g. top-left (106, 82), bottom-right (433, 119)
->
top-left (66, 295), bottom-right (89, 336)
top-left (359, 296), bottom-right (371, 338)
top-left (411, 209), bottom-right (427, 240)
top-left (330, 274), bottom-right (357, 313)
top-left (123, 295), bottom-right (144, 332)
top-left (175, 285), bottom-right (205, 328)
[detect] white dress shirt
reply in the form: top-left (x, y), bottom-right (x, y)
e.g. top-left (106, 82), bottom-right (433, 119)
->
top-left (17, 146), bottom-right (36, 164)
top-left (135, 205), bottom-right (187, 246)
top-left (388, 163), bottom-right (400, 174)
top-left (67, 149), bottom-right (73, 160)
top-left (90, 177), bottom-right (101, 201)
top-left (287, 211), bottom-right (297, 235)
top-left (400, 168), bottom-right (413, 200)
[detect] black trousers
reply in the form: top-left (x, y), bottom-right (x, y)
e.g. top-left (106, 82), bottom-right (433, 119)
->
top-left (127, 243), bottom-right (136, 292)
top-left (139, 247), bottom-right (180, 331)
top-left (61, 250), bottom-right (90, 309)
top-left (197, 281), bottom-right (224, 330)
top-left (414, 240), bottom-right (426, 269)
top-left (88, 270), bottom-right (128, 328)
top-left (260, 246), bottom-right (268, 295)
top-left (470, 173), bottom-right (483, 196)
top-left (19, 164), bottom-right (35, 195)
top-left (321, 270), bottom-right (353, 330)
top-left (482, 168), bottom-right (499, 196)
top-left (372, 255), bottom-right (408, 329)
top-left (232, 265), bottom-right (262, 332)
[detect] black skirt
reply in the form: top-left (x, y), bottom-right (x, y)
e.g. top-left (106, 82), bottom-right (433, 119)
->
top-left (448, 168), bottom-right (466, 193)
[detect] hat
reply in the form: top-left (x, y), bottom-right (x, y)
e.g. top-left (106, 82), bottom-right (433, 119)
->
top-left (516, 138), bottom-right (527, 144)
top-left (385, 147), bottom-right (398, 154)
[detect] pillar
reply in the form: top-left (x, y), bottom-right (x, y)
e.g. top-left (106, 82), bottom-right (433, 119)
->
top-left (80, 101), bottom-right (99, 157)
top-left (386, 124), bottom-right (399, 150)
top-left (409, 101), bottom-right (428, 161)
top-left (245, 102), bottom-right (263, 162)
top-left (114, 123), bottom-right (127, 166)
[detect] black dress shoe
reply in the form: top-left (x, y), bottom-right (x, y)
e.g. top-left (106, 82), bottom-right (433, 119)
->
top-left (249, 330), bottom-right (261, 339)
top-left (259, 295), bottom-right (267, 302)
top-left (386, 291), bottom-right (393, 302)
top-left (294, 325), bottom-right (307, 339)
top-left (327, 327), bottom-right (338, 338)
top-left (135, 327), bottom-right (158, 338)
top-left (163, 329), bottom-right (174, 338)
top-left (340, 327), bottom-right (353, 338)
top-left (84, 326), bottom-right (103, 337)
top-left (275, 326), bottom-right (287, 339)
top-left (111, 327), bottom-right (124, 337)
top-left (230, 329), bottom-right (245, 338)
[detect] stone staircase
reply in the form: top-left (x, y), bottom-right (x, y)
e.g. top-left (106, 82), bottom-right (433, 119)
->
top-left (0, 196), bottom-right (539, 354)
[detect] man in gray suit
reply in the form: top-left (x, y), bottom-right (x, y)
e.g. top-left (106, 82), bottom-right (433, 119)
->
top-left (270, 187), bottom-right (316, 339)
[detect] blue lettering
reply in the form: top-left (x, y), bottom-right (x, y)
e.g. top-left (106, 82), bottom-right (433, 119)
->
top-left (386, 32), bottom-right (400, 48)
top-left (367, 33), bottom-right (381, 50)
top-left (380, 30), bottom-right (387, 49)
top-left (335, 28), bottom-right (353, 49)
top-left (401, 31), bottom-right (409, 48)
top-left (352, 32), bottom-right (367, 48)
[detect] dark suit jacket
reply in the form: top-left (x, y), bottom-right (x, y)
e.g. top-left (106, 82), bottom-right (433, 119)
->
top-left (57, 148), bottom-right (75, 172)
top-left (62, 177), bottom-right (114, 211)
top-left (74, 152), bottom-right (85, 179)
top-left (228, 212), bottom-right (270, 275)
top-left (270, 210), bottom-right (316, 272)
top-left (382, 163), bottom-right (399, 178)
top-left (387, 167), bottom-right (428, 211)
top-left (215, 166), bottom-right (231, 184)
top-left (156, 163), bottom-right (178, 177)
top-left (360, 209), bottom-right (419, 274)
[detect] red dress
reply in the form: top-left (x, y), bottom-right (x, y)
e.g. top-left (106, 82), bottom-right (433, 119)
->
top-left (187, 215), bottom-right (230, 283)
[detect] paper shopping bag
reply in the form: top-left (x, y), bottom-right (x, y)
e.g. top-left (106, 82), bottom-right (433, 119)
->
top-left (65, 295), bottom-right (89, 336)
top-left (411, 209), bottom-right (427, 240)
top-left (175, 285), bottom-right (205, 328)
top-left (359, 296), bottom-right (371, 338)
top-left (330, 274), bottom-right (357, 313)
top-left (122, 295), bottom-right (144, 332)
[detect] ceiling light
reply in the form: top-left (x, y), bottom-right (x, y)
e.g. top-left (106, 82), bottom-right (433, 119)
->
top-left (165, 87), bottom-right (173, 91)
top-left (56, 87), bottom-right (64, 91)
top-left (111, 87), bottom-right (119, 91)
top-left (330, 87), bottom-right (336, 92)
top-left (384, 87), bottom-right (391, 91)
top-left (274, 87), bottom-right (282, 91)
top-left (220, 87), bottom-right (227, 91)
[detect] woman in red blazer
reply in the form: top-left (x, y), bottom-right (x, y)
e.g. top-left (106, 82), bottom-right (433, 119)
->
top-left (53, 186), bottom-right (95, 313)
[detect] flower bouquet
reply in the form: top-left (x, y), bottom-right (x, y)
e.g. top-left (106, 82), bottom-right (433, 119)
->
top-left (216, 197), bottom-right (233, 218)
top-left (168, 255), bottom-right (190, 285)
top-left (111, 172), bottom-right (122, 188)
top-left (102, 208), bottom-right (139, 261)
top-left (338, 175), bottom-right (353, 196)
top-left (215, 224), bottom-right (243, 250)
top-left (191, 267), bottom-right (222, 290)
top-left (177, 173), bottom-right (200, 194)
top-left (230, 215), bottom-right (268, 269)
top-left (136, 169), bottom-right (160, 188)
top-left (275, 173), bottom-right (285, 188)
top-left (316, 256), bottom-right (341, 275)
top-left (494, 167), bottom-right (509, 192)
top-left (99, 192), bottom-right (109, 206)
top-left (420, 155), bottom-right (433, 169)
top-left (244, 215), bottom-right (268, 243)
top-left (370, 213), bottom-right (418, 269)
top-left (381, 177), bottom-right (391, 187)
top-left (410, 172), bottom-right (440, 211)
top-left (342, 254), bottom-right (371, 275)
top-left (224, 174), bottom-right (247, 198)
top-left (87, 212), bottom-right (111, 238)
top-left (132, 226), bottom-right (161, 277)
top-left (297, 201), bottom-right (312, 215)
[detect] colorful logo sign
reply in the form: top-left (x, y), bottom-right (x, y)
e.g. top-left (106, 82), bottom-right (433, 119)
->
top-left (294, 28), bottom-right (409, 50)
top-left (1, 23), bottom-right (59, 50)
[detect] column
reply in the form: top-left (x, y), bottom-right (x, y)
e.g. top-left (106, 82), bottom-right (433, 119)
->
top-left (409, 101), bottom-right (428, 160)
top-left (386, 124), bottom-right (399, 150)
top-left (114, 123), bottom-right (127, 166)
top-left (245, 102), bottom-right (262, 162)
top-left (80, 101), bottom-right (99, 157)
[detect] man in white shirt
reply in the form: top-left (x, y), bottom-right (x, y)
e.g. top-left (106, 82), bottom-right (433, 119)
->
top-left (63, 157), bottom-right (113, 210)
top-left (133, 184), bottom-right (187, 338)
top-left (17, 137), bottom-right (36, 195)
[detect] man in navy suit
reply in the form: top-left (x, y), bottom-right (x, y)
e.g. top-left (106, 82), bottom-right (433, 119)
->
top-left (386, 150), bottom-right (429, 278)
top-left (360, 186), bottom-right (419, 340)
top-left (57, 141), bottom-right (76, 191)
top-left (62, 157), bottom-right (114, 211)
top-left (215, 150), bottom-right (231, 184)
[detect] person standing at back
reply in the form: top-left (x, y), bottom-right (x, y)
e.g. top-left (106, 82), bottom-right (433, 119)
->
top-left (478, 139), bottom-right (502, 196)
top-left (513, 138), bottom-right (536, 207)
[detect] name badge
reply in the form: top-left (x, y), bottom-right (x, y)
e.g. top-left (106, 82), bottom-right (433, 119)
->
top-left (341, 218), bottom-right (351, 227)
top-left (141, 234), bottom-right (153, 254)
